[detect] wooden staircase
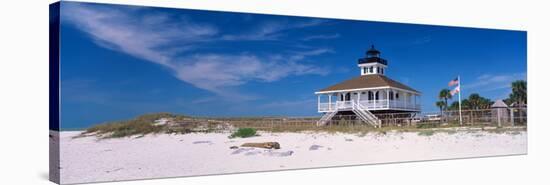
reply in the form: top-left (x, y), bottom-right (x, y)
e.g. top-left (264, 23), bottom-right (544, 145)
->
top-left (317, 101), bottom-right (381, 127)
top-left (351, 101), bottom-right (381, 127)
top-left (317, 110), bottom-right (337, 126)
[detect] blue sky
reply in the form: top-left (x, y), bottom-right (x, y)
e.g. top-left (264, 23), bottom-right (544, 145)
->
top-left (58, 2), bottom-right (526, 129)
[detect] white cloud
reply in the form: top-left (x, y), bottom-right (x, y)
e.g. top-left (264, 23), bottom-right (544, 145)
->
top-left (302, 33), bottom-right (340, 41)
top-left (221, 19), bottom-right (327, 41)
top-left (62, 3), bottom-right (331, 100)
top-left (287, 48), bottom-right (333, 61)
top-left (463, 73), bottom-right (526, 92)
top-left (62, 4), bottom-right (217, 66)
top-left (172, 52), bottom-right (328, 96)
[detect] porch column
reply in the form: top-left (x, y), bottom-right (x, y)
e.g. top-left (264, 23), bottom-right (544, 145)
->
top-left (386, 89), bottom-right (390, 108)
top-left (402, 92), bottom-right (405, 109)
top-left (328, 94), bottom-right (332, 110)
top-left (416, 94), bottom-right (419, 110)
top-left (357, 91), bottom-right (361, 103)
top-left (376, 90), bottom-right (378, 109)
top-left (419, 95), bottom-right (421, 110)
top-left (413, 95), bottom-right (416, 109)
top-left (317, 94), bottom-right (321, 110)
top-left (405, 92), bottom-right (408, 109)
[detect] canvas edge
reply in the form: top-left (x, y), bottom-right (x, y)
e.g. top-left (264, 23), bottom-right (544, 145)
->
top-left (49, 1), bottom-right (61, 184)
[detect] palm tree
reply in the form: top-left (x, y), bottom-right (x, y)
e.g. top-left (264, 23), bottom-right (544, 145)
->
top-left (468, 94), bottom-right (482, 110)
top-left (461, 99), bottom-right (471, 109)
top-left (465, 93), bottom-right (492, 124)
top-left (435, 101), bottom-right (446, 124)
top-left (438, 89), bottom-right (452, 122)
top-left (509, 80), bottom-right (527, 106)
top-left (435, 101), bottom-right (446, 114)
top-left (448, 101), bottom-right (460, 110)
top-left (438, 89), bottom-right (452, 110)
top-left (467, 93), bottom-right (492, 110)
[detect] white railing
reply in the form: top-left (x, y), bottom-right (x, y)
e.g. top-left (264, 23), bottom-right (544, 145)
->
top-left (319, 100), bottom-right (420, 112)
top-left (352, 101), bottom-right (381, 127)
top-left (316, 110), bottom-right (337, 126)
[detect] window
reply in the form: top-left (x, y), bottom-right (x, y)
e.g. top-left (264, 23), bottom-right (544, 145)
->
top-left (377, 67), bottom-right (380, 74)
top-left (368, 91), bottom-right (374, 100)
top-left (389, 91), bottom-right (394, 100)
top-left (381, 68), bottom-right (384, 74)
top-left (363, 67), bottom-right (366, 74)
top-left (395, 93), bottom-right (399, 99)
top-left (369, 67), bottom-right (373, 73)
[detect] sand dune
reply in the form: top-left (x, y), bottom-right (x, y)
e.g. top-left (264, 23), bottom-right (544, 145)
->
top-left (56, 130), bottom-right (527, 184)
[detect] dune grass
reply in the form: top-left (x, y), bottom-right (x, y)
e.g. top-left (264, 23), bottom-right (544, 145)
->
top-left (82, 113), bottom-right (184, 138)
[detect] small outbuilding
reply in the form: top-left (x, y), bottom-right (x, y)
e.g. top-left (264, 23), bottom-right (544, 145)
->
top-left (491, 99), bottom-right (509, 126)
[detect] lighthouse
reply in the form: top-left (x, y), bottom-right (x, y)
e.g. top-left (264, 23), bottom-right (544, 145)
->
top-left (315, 45), bottom-right (421, 126)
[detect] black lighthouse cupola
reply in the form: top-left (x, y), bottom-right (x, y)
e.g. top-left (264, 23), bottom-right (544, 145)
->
top-left (358, 45), bottom-right (388, 76)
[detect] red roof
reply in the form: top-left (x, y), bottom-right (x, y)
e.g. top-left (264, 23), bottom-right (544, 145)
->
top-left (317, 74), bottom-right (420, 93)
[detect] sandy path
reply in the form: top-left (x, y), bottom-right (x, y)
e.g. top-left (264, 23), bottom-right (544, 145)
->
top-left (57, 130), bottom-right (527, 184)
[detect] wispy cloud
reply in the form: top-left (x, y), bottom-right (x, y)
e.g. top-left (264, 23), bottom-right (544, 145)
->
top-left (62, 3), bottom-right (331, 100)
top-left (287, 48), bottom-right (333, 61)
top-left (302, 33), bottom-right (340, 41)
top-left (411, 36), bottom-right (432, 45)
top-left (221, 19), bottom-right (327, 41)
top-left (463, 73), bottom-right (526, 92)
top-left (62, 4), bottom-right (217, 66)
top-left (172, 52), bottom-right (328, 97)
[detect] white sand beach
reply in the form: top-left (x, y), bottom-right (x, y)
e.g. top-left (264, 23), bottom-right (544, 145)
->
top-left (56, 130), bottom-right (527, 184)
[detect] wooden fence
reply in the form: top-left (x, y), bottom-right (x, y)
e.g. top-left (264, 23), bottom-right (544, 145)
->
top-left (177, 108), bottom-right (526, 131)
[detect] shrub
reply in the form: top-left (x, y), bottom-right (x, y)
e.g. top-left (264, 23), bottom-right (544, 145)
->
top-left (418, 130), bottom-right (435, 136)
top-left (229, 128), bottom-right (257, 138)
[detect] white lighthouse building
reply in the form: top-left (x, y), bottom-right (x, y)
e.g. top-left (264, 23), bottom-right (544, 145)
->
top-left (315, 46), bottom-right (421, 127)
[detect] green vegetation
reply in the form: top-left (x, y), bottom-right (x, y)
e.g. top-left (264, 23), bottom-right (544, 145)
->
top-left (466, 93), bottom-right (493, 109)
top-left (447, 93), bottom-right (493, 111)
top-left (82, 113), bottom-right (186, 138)
top-left (441, 79), bottom-right (525, 112)
top-left (356, 131), bottom-right (370, 137)
top-left (485, 127), bottom-right (526, 134)
top-left (441, 130), bottom-right (457, 135)
top-left (435, 101), bottom-right (446, 117)
top-left (417, 130), bottom-right (435, 136)
top-left (438, 89), bottom-right (452, 111)
top-left (506, 80), bottom-right (527, 106)
top-left (229, 128), bottom-right (257, 138)
top-left (416, 123), bottom-right (438, 129)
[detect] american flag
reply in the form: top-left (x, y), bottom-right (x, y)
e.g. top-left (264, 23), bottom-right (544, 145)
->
top-left (450, 85), bottom-right (460, 96)
top-left (448, 77), bottom-right (459, 87)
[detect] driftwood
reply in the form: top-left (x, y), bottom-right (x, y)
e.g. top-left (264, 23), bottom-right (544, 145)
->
top-left (241, 142), bottom-right (280, 149)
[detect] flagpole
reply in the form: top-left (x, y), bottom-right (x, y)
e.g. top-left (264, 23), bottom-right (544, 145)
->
top-left (458, 75), bottom-right (463, 126)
